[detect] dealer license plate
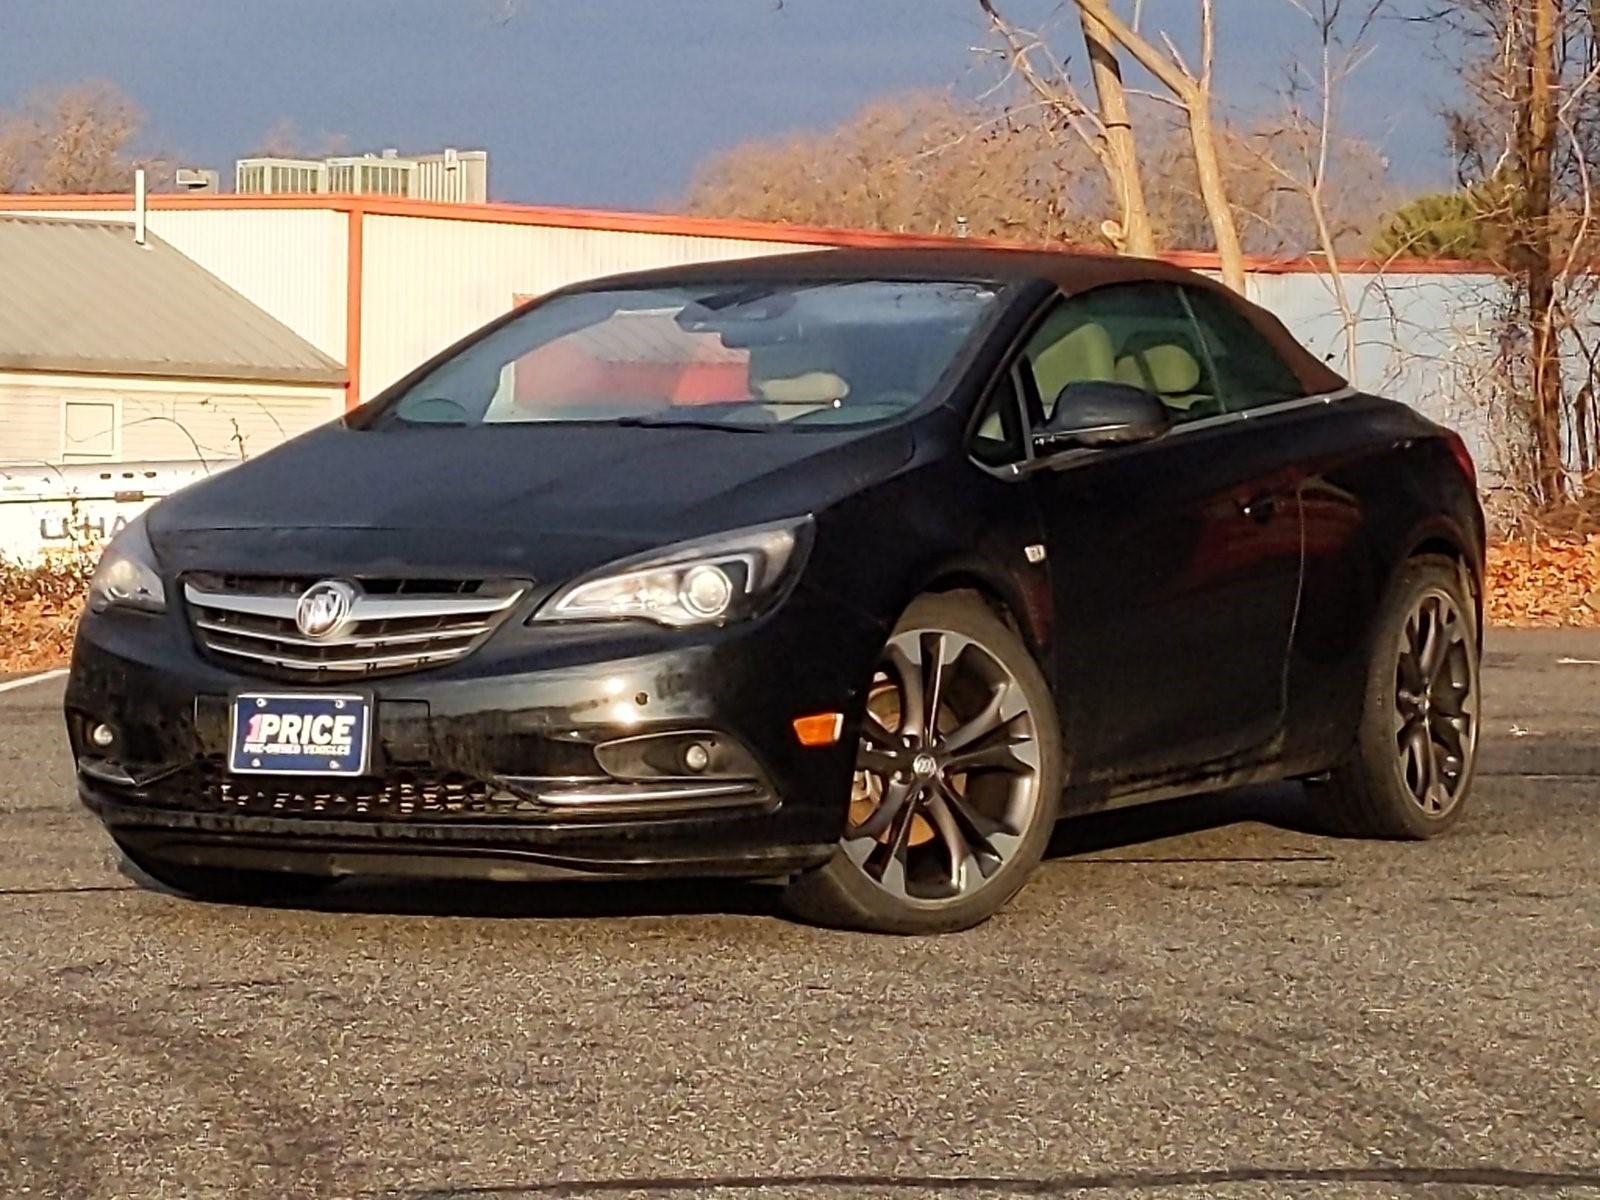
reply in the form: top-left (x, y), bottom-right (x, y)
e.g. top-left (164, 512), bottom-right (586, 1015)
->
top-left (228, 692), bottom-right (372, 776)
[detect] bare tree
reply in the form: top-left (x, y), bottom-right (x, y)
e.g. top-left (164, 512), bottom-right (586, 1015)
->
top-left (683, 91), bottom-right (1102, 243)
top-left (1418, 0), bottom-right (1600, 501)
top-left (0, 81), bottom-right (144, 194)
top-left (0, 121), bottom-right (28, 192)
top-left (1137, 109), bottom-right (1390, 255)
top-left (249, 117), bottom-right (349, 159)
top-left (978, 0), bottom-right (1156, 253)
top-left (1239, 0), bottom-right (1388, 383)
top-left (1066, 0), bottom-right (1247, 291)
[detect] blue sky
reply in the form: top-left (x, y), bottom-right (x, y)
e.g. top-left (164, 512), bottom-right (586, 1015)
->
top-left (0, 0), bottom-right (1462, 209)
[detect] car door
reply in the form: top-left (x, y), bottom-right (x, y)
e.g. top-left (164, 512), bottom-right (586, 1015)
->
top-left (1007, 282), bottom-right (1310, 792)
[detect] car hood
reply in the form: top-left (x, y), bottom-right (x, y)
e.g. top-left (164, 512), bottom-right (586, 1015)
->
top-left (147, 420), bottom-right (917, 579)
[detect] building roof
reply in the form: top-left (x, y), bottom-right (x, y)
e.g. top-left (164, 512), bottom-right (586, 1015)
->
top-left (0, 215), bottom-right (345, 385)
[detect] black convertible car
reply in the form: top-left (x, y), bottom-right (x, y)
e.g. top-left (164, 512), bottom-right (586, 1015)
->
top-left (67, 248), bottom-right (1484, 933)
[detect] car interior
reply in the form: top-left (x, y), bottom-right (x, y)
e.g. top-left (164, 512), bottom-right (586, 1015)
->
top-left (973, 280), bottom-right (1250, 458)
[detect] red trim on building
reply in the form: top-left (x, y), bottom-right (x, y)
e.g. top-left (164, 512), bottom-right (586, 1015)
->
top-left (1, 192), bottom-right (1504, 276)
top-left (345, 205), bottom-right (364, 409)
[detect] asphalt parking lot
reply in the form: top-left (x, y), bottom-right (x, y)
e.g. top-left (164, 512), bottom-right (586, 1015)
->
top-left (2, 631), bottom-right (1598, 1200)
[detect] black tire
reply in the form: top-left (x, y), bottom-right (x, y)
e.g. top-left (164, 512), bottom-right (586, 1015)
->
top-left (120, 844), bottom-right (337, 905)
top-left (1315, 555), bottom-right (1481, 839)
top-left (782, 592), bottom-right (1064, 934)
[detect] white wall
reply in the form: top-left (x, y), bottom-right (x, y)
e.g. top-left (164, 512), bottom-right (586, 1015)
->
top-left (146, 208), bottom-right (349, 363)
top-left (0, 370), bottom-right (343, 468)
top-left (0, 459), bottom-right (210, 565)
top-left (1249, 271), bottom-right (1506, 477)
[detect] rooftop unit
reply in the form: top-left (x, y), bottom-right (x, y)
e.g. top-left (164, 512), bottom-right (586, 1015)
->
top-left (235, 149), bottom-right (488, 203)
top-left (235, 157), bottom-right (328, 196)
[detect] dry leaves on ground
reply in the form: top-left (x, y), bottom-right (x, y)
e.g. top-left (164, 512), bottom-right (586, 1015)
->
top-left (0, 596), bottom-right (79, 673)
top-left (0, 552), bottom-right (92, 674)
top-left (1484, 534), bottom-right (1600, 628)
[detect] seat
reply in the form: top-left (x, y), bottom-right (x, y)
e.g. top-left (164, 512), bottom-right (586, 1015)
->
top-left (1033, 320), bottom-right (1117, 410)
top-left (1114, 339), bottom-right (1219, 418)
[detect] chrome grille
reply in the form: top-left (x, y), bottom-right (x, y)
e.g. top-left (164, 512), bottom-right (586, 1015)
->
top-left (183, 573), bottom-right (526, 680)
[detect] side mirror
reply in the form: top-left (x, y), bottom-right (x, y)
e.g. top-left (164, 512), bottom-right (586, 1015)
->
top-left (1033, 381), bottom-right (1172, 451)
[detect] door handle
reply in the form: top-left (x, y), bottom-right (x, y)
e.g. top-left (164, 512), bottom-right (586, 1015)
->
top-left (1239, 493), bottom-right (1279, 523)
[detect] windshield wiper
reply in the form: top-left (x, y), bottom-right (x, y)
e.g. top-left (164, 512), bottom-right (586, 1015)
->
top-left (612, 414), bottom-right (773, 433)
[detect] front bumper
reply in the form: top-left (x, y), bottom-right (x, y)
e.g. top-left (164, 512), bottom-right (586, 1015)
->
top-left (67, 588), bottom-right (882, 883)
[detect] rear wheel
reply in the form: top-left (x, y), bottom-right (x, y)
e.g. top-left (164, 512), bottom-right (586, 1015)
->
top-left (782, 593), bottom-right (1063, 934)
top-left (1316, 556), bottom-right (1481, 839)
top-left (119, 844), bottom-right (336, 905)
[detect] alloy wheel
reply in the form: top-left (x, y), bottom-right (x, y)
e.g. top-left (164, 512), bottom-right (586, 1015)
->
top-left (1392, 588), bottom-right (1478, 818)
top-left (844, 627), bottom-right (1043, 907)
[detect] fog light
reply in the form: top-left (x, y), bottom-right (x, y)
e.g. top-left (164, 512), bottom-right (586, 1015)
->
top-left (682, 742), bottom-right (711, 773)
top-left (89, 723), bottom-right (116, 749)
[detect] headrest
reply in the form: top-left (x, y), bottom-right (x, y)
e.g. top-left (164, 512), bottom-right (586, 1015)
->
top-left (1116, 342), bottom-right (1202, 396)
top-left (1145, 344), bottom-right (1203, 393)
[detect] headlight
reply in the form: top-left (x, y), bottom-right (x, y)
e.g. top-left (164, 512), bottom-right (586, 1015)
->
top-left (535, 516), bottom-right (812, 628)
top-left (87, 514), bottom-right (166, 614)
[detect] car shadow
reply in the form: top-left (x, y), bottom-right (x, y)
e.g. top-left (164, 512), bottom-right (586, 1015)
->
top-left (1045, 781), bottom-right (1340, 862)
top-left (123, 783), bottom-right (1343, 921)
top-left (116, 854), bottom-right (790, 922)
top-left (305, 874), bottom-right (788, 920)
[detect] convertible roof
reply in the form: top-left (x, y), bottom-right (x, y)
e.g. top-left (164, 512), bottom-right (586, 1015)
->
top-left (580, 246), bottom-right (1348, 396)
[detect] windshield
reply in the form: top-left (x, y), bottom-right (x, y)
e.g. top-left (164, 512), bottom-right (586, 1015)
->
top-left (371, 279), bottom-right (998, 431)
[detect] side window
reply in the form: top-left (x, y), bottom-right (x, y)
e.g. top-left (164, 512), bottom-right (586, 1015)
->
top-left (1179, 287), bottom-right (1305, 412)
top-left (1021, 284), bottom-right (1223, 426)
top-left (971, 369), bottom-right (1026, 467)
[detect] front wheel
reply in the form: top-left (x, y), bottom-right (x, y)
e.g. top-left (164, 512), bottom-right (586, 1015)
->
top-left (782, 593), bottom-right (1063, 934)
top-left (1314, 556), bottom-right (1481, 839)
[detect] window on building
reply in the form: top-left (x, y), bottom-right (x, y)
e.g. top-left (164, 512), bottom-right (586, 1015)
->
top-left (61, 399), bottom-right (118, 461)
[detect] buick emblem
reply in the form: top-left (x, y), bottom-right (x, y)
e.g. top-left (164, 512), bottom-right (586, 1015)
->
top-left (295, 579), bottom-right (357, 640)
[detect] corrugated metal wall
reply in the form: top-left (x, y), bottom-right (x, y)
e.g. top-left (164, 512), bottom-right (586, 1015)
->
top-left (144, 209), bottom-right (348, 363)
top-left (358, 216), bottom-right (825, 398)
top-left (1248, 271), bottom-right (1506, 475)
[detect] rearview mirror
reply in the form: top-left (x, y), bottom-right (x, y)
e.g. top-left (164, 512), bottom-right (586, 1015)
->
top-left (1034, 381), bottom-right (1172, 451)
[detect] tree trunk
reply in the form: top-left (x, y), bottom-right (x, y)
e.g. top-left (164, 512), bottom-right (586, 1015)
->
top-left (1078, 8), bottom-right (1156, 257)
top-left (1071, 0), bottom-right (1245, 292)
top-left (1186, 100), bottom-right (1246, 293)
top-left (1518, 0), bottom-right (1565, 500)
